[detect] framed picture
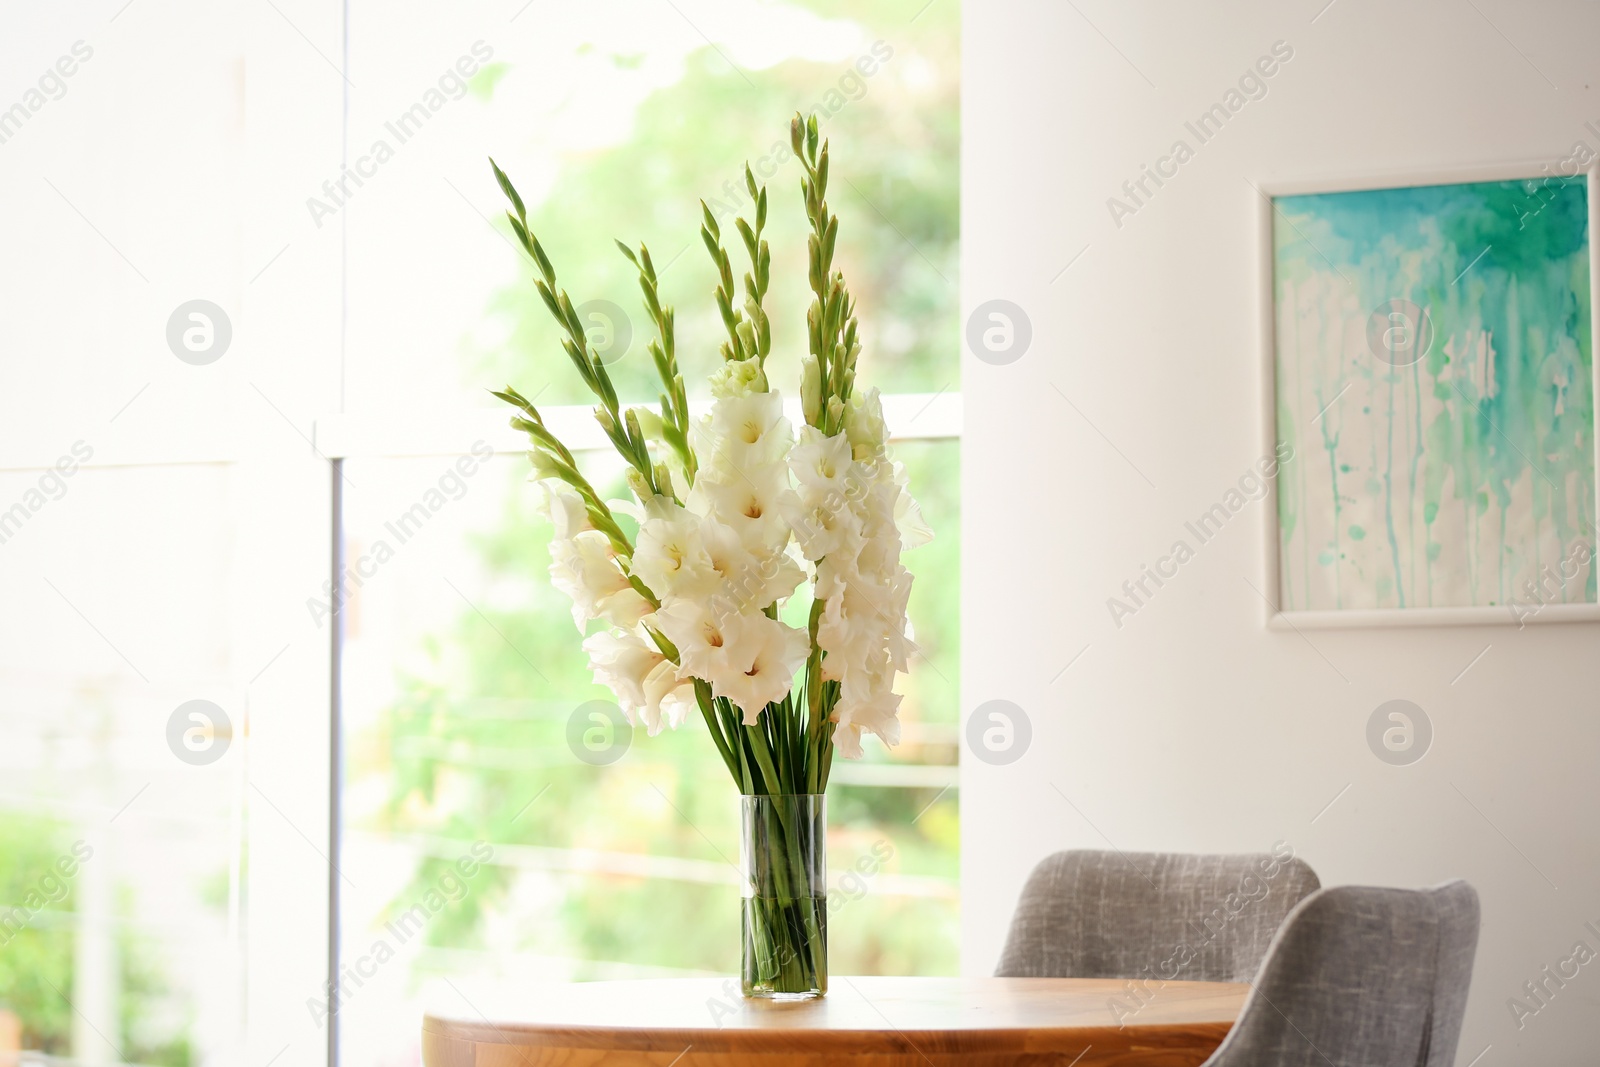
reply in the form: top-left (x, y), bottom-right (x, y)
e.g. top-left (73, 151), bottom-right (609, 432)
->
top-left (1258, 165), bottom-right (1600, 628)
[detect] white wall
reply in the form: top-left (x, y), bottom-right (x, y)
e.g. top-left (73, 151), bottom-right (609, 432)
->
top-left (962, 2), bottom-right (1600, 1063)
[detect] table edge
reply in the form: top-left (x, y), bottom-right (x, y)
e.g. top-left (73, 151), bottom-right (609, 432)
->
top-left (420, 978), bottom-right (1248, 1054)
top-left (420, 1016), bottom-right (1239, 1054)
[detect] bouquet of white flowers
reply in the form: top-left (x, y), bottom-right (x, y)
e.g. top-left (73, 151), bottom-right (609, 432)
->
top-left (489, 114), bottom-right (930, 997)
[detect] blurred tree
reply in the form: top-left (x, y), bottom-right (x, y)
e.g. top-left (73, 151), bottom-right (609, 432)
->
top-left (0, 818), bottom-right (194, 1064)
top-left (0, 815), bottom-right (75, 1053)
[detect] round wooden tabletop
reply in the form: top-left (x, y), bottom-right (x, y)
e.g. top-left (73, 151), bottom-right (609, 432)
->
top-left (421, 975), bottom-right (1247, 1067)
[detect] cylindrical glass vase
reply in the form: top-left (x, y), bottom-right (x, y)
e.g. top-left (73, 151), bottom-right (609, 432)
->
top-left (739, 794), bottom-right (827, 999)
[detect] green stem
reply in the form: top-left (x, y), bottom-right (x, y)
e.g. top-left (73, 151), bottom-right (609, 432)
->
top-left (744, 722), bottom-right (790, 801)
top-left (742, 796), bottom-right (826, 994)
top-left (694, 680), bottom-right (737, 780)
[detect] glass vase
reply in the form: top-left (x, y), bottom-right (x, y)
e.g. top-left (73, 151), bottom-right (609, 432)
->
top-left (739, 793), bottom-right (827, 999)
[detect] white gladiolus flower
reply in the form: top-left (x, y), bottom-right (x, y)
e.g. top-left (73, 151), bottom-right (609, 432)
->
top-left (699, 519), bottom-right (752, 583)
top-left (879, 568), bottom-right (916, 672)
top-left (781, 492), bottom-right (859, 563)
top-left (788, 426), bottom-right (854, 498)
top-left (812, 553), bottom-right (857, 605)
top-left (550, 534), bottom-right (624, 627)
top-left (701, 520), bottom-right (804, 613)
top-left (784, 502), bottom-right (851, 566)
top-left (582, 629), bottom-right (696, 736)
top-left (832, 685), bottom-right (903, 759)
top-left (641, 659), bottom-right (697, 735)
top-left (694, 472), bottom-right (795, 555)
top-left (582, 628), bottom-right (663, 713)
top-left (536, 482), bottom-right (592, 540)
top-left (856, 527), bottom-right (903, 581)
top-left (549, 531), bottom-right (649, 631)
top-left (660, 598), bottom-right (807, 721)
top-left (713, 612), bottom-right (810, 723)
top-left (814, 591), bottom-right (855, 682)
top-left (602, 588), bottom-right (654, 631)
top-left (606, 497), bottom-right (645, 522)
top-left (704, 391), bottom-right (791, 470)
top-left (843, 387), bottom-right (888, 457)
top-left (633, 503), bottom-right (719, 600)
top-left (653, 599), bottom-right (744, 685)
top-left (710, 390), bottom-right (784, 441)
top-left (892, 462), bottom-right (934, 549)
top-left (697, 521), bottom-right (752, 598)
top-left (756, 550), bottom-right (808, 609)
top-left (708, 356), bottom-right (765, 398)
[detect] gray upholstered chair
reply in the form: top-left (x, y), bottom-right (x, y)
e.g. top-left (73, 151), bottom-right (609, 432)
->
top-left (1200, 880), bottom-right (1480, 1067)
top-left (995, 849), bottom-right (1321, 982)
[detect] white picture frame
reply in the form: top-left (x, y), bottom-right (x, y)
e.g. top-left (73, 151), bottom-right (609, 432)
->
top-left (1256, 162), bottom-right (1600, 629)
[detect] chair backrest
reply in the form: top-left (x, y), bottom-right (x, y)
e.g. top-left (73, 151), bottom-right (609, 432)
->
top-left (1201, 881), bottom-right (1481, 1067)
top-left (993, 849), bottom-right (1320, 983)
top-left (1423, 881), bottom-right (1480, 1067)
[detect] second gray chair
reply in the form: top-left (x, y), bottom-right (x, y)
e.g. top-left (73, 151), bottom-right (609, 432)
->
top-left (994, 849), bottom-right (1321, 982)
top-left (1200, 880), bottom-right (1480, 1067)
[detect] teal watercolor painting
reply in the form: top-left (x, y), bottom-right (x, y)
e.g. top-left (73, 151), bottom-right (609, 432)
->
top-left (1272, 176), bottom-right (1597, 613)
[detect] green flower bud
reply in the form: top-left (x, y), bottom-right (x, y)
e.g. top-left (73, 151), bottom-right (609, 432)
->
top-left (631, 406), bottom-right (665, 441)
top-left (801, 356), bottom-right (823, 426)
top-left (626, 467), bottom-right (652, 501)
top-left (529, 449), bottom-right (563, 482)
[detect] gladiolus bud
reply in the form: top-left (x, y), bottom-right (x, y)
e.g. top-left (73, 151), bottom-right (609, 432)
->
top-left (626, 468), bottom-right (652, 501)
top-left (528, 449), bottom-right (563, 482)
top-left (631, 407), bottom-right (665, 441)
top-left (802, 356), bottom-right (823, 426)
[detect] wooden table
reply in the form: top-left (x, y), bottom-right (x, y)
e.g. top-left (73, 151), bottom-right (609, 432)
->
top-left (422, 975), bottom-right (1247, 1066)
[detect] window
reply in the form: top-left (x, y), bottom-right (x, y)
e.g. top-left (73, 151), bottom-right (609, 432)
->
top-left (1, 2), bottom-right (956, 1065)
top-left (0, 2), bottom-right (330, 1062)
top-left (0, 467), bottom-right (246, 1064)
top-left (331, 2), bottom-right (958, 1063)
